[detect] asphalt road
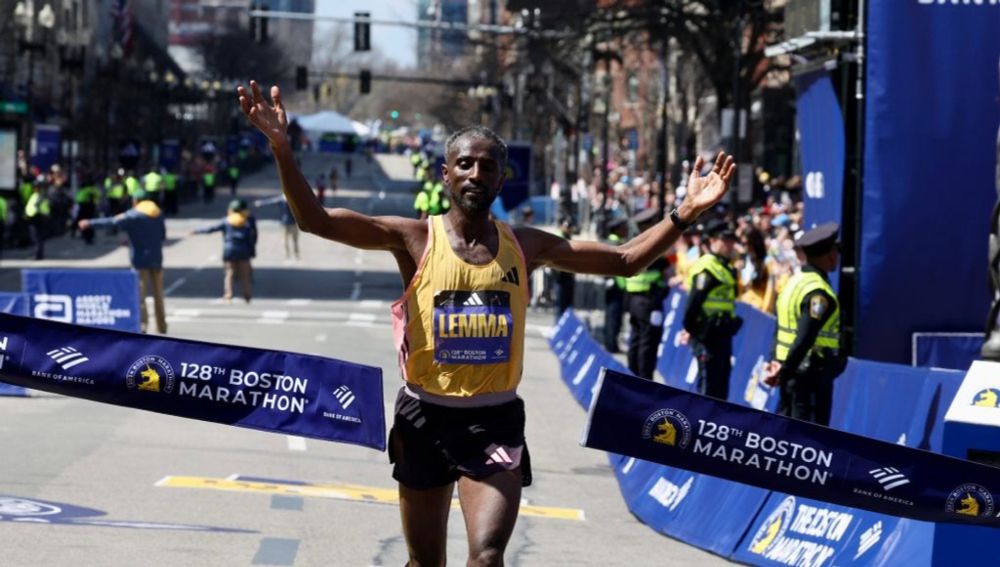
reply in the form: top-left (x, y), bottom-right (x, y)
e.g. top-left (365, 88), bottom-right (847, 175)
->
top-left (0, 154), bottom-right (732, 566)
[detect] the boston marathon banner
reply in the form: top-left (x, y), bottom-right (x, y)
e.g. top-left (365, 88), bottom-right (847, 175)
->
top-left (0, 313), bottom-right (385, 450)
top-left (583, 368), bottom-right (1000, 527)
top-left (22, 269), bottom-right (140, 332)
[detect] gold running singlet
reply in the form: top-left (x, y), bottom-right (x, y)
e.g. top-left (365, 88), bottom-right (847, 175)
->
top-left (391, 215), bottom-right (529, 403)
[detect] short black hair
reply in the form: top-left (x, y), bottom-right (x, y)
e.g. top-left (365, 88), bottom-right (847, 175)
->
top-left (444, 125), bottom-right (508, 166)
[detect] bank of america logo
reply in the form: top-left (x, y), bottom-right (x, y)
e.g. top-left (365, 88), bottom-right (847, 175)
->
top-left (869, 467), bottom-right (910, 491)
top-left (333, 386), bottom-right (355, 409)
top-left (47, 347), bottom-right (89, 370)
top-left (463, 293), bottom-right (484, 306)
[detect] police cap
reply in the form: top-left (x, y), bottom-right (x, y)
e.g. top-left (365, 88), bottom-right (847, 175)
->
top-left (702, 218), bottom-right (737, 240)
top-left (630, 207), bottom-right (659, 227)
top-left (607, 216), bottom-right (628, 231)
top-left (795, 222), bottom-right (839, 256)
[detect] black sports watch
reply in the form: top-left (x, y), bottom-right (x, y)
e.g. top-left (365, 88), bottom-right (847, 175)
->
top-left (669, 208), bottom-right (693, 231)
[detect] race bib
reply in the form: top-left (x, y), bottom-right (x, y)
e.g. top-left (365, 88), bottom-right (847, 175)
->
top-left (434, 290), bottom-right (512, 364)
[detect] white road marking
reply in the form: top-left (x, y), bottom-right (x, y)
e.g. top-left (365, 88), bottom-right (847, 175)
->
top-left (350, 281), bottom-right (362, 300)
top-left (286, 436), bottom-right (307, 452)
top-left (360, 300), bottom-right (384, 308)
top-left (286, 299), bottom-right (312, 306)
top-left (315, 333), bottom-right (328, 342)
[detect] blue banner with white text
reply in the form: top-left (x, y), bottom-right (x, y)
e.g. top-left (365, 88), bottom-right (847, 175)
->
top-left (0, 313), bottom-right (385, 450)
top-left (795, 70), bottom-right (845, 235)
top-left (859, 3), bottom-right (1000, 363)
top-left (583, 368), bottom-right (1000, 527)
top-left (22, 269), bottom-right (140, 332)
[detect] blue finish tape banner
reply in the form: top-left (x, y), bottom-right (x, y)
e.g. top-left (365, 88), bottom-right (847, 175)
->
top-left (583, 368), bottom-right (1000, 527)
top-left (859, 3), bottom-right (1000, 363)
top-left (0, 313), bottom-right (385, 450)
top-left (22, 269), bottom-right (141, 332)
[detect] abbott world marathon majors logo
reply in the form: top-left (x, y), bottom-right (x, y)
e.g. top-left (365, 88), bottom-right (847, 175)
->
top-left (126, 355), bottom-right (176, 394)
top-left (946, 483), bottom-right (995, 518)
top-left (642, 409), bottom-right (692, 449)
top-left (748, 495), bottom-right (855, 566)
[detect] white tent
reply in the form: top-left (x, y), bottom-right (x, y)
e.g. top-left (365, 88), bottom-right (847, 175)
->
top-left (293, 110), bottom-right (371, 140)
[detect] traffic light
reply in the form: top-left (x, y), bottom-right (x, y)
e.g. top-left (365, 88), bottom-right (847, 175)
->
top-left (295, 66), bottom-right (308, 91)
top-left (354, 12), bottom-right (371, 51)
top-left (250, 3), bottom-right (269, 44)
top-left (359, 69), bottom-right (371, 94)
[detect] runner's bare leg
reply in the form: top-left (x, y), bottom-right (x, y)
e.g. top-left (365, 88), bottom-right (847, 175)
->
top-left (457, 469), bottom-right (522, 566)
top-left (399, 482), bottom-right (454, 566)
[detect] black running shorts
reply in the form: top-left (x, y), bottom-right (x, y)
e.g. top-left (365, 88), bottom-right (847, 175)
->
top-left (388, 389), bottom-right (532, 490)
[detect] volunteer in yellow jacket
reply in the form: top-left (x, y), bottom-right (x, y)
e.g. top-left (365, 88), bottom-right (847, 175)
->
top-left (238, 80), bottom-right (734, 567)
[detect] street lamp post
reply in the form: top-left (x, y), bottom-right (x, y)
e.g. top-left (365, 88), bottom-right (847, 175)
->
top-left (13, 2), bottom-right (56, 158)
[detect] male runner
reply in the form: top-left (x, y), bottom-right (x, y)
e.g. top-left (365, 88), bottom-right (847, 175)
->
top-left (238, 80), bottom-right (734, 567)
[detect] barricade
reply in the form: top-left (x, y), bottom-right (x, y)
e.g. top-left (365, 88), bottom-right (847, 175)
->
top-left (0, 292), bottom-right (31, 397)
top-left (550, 292), bottom-right (977, 565)
top-left (911, 332), bottom-right (981, 371)
top-left (22, 269), bottom-right (141, 332)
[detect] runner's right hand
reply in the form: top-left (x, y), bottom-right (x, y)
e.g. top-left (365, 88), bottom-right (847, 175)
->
top-left (237, 80), bottom-right (288, 147)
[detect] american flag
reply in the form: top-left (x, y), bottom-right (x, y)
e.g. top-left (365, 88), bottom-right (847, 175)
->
top-left (110, 0), bottom-right (133, 57)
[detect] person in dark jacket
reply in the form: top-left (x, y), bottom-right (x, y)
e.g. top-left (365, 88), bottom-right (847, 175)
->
top-left (80, 189), bottom-right (168, 334)
top-left (194, 198), bottom-right (258, 303)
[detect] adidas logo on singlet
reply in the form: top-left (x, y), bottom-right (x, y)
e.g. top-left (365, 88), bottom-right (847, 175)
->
top-left (463, 293), bottom-right (485, 306)
top-left (500, 266), bottom-right (520, 286)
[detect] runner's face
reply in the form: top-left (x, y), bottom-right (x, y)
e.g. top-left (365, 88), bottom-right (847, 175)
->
top-left (444, 137), bottom-right (505, 216)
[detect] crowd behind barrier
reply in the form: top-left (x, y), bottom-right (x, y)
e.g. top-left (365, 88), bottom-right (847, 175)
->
top-left (549, 288), bottom-right (979, 566)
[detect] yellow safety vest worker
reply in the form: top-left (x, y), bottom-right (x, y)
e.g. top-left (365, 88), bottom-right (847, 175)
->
top-left (19, 181), bottom-right (33, 204)
top-left (125, 176), bottom-right (141, 196)
top-left (105, 177), bottom-right (125, 200)
top-left (625, 263), bottom-right (667, 293)
top-left (163, 172), bottom-right (177, 191)
top-left (775, 271), bottom-right (840, 362)
top-left (25, 192), bottom-right (50, 218)
top-left (684, 253), bottom-right (736, 316)
top-left (143, 171), bottom-right (163, 193)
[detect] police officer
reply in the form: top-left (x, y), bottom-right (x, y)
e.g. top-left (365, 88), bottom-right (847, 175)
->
top-left (764, 222), bottom-right (846, 426)
top-left (625, 208), bottom-right (670, 380)
top-left (603, 217), bottom-right (628, 352)
top-left (680, 218), bottom-right (742, 400)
